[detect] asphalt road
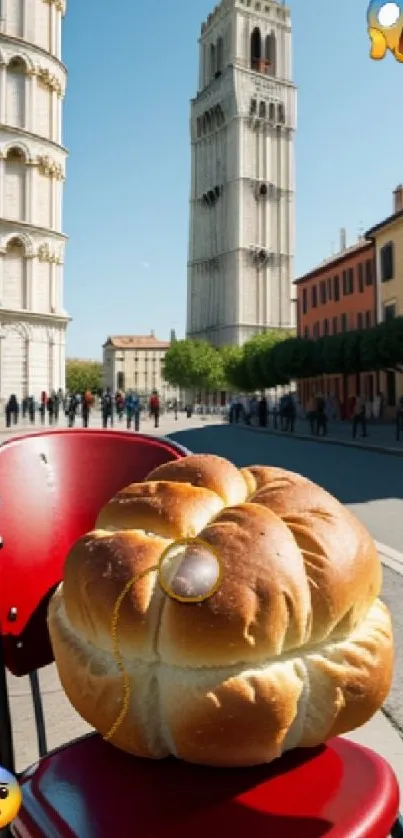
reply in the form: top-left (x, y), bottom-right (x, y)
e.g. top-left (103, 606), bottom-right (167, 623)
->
top-left (169, 422), bottom-right (403, 736)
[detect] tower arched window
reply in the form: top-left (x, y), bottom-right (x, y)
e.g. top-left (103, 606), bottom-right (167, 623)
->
top-left (7, 58), bottom-right (26, 128)
top-left (3, 237), bottom-right (27, 310)
top-left (4, 147), bottom-right (26, 222)
top-left (216, 37), bottom-right (224, 73)
top-left (250, 27), bottom-right (261, 71)
top-left (210, 43), bottom-right (216, 79)
top-left (259, 101), bottom-right (266, 118)
top-left (265, 32), bottom-right (276, 76)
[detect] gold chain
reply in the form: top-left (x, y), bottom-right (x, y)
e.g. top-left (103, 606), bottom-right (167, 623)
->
top-left (104, 564), bottom-right (158, 741)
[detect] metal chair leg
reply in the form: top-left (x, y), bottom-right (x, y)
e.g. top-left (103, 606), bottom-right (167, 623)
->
top-left (28, 670), bottom-right (47, 757)
top-left (0, 641), bottom-right (15, 775)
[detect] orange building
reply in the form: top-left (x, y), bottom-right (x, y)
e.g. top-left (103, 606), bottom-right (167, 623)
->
top-left (295, 235), bottom-right (377, 418)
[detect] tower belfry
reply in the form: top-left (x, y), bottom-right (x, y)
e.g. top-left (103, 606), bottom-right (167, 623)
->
top-left (187, 0), bottom-right (296, 346)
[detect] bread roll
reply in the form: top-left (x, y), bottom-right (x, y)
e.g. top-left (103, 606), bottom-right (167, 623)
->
top-left (48, 454), bottom-right (394, 767)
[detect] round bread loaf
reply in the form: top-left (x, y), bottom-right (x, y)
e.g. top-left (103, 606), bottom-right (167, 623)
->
top-left (48, 454), bottom-right (394, 767)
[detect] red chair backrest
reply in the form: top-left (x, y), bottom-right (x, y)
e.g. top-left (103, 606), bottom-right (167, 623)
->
top-left (0, 429), bottom-right (190, 676)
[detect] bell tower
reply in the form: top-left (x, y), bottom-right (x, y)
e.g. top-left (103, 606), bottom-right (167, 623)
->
top-left (187, 0), bottom-right (296, 347)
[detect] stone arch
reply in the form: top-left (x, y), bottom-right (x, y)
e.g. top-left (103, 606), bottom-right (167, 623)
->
top-left (6, 52), bottom-right (33, 74)
top-left (3, 321), bottom-right (31, 340)
top-left (2, 140), bottom-right (31, 162)
top-left (2, 231), bottom-right (34, 257)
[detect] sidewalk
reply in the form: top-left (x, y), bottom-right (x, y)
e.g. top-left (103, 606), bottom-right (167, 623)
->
top-left (241, 417), bottom-right (403, 456)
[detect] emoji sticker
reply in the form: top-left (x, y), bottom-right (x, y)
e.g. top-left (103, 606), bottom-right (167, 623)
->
top-left (0, 767), bottom-right (22, 828)
top-left (368, 2), bottom-right (403, 61)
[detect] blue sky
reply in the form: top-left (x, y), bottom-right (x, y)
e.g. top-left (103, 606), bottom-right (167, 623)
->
top-left (63, 1), bottom-right (403, 359)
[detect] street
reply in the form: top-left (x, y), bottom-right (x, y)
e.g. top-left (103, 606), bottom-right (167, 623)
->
top-left (3, 416), bottom-right (403, 784)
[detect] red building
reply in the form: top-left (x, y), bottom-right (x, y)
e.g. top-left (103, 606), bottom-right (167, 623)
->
top-left (295, 235), bottom-right (377, 417)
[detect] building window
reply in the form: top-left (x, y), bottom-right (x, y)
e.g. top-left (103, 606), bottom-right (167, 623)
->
top-left (250, 27), bottom-right (261, 71)
top-left (250, 98), bottom-right (257, 115)
top-left (333, 274), bottom-right (340, 301)
top-left (357, 312), bottom-right (364, 329)
top-left (383, 302), bottom-right (396, 321)
top-left (342, 270), bottom-right (347, 295)
top-left (302, 288), bottom-right (307, 314)
top-left (327, 276), bottom-right (332, 301)
top-left (341, 313), bottom-right (348, 332)
top-left (358, 262), bottom-right (364, 292)
top-left (348, 268), bottom-right (354, 294)
top-left (332, 316), bottom-right (338, 334)
top-left (311, 285), bottom-right (317, 308)
top-left (323, 318), bottom-right (329, 335)
top-left (264, 32), bottom-right (276, 76)
top-left (216, 36), bottom-right (224, 73)
top-left (365, 259), bottom-right (373, 285)
top-left (259, 100), bottom-right (266, 118)
top-left (365, 310), bottom-right (372, 328)
top-left (380, 245), bottom-right (393, 282)
top-left (277, 103), bottom-right (285, 124)
top-left (319, 281), bottom-right (326, 305)
top-left (268, 101), bottom-right (275, 121)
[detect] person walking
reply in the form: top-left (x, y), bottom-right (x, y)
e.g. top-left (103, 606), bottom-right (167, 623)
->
top-left (283, 394), bottom-right (296, 432)
top-left (82, 390), bottom-right (93, 428)
top-left (258, 395), bottom-right (268, 428)
top-left (352, 394), bottom-right (367, 439)
top-left (101, 388), bottom-right (114, 428)
top-left (125, 390), bottom-right (135, 430)
top-left (46, 393), bottom-right (55, 425)
top-left (5, 394), bottom-right (19, 428)
top-left (173, 397), bottom-right (178, 420)
top-left (115, 391), bottom-right (124, 422)
top-left (67, 392), bottom-right (78, 428)
top-left (28, 395), bottom-right (35, 424)
top-left (316, 393), bottom-right (328, 437)
top-left (39, 391), bottom-right (47, 425)
top-left (149, 390), bottom-right (160, 428)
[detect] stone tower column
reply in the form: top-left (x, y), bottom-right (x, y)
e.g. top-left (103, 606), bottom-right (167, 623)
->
top-left (0, 0), bottom-right (70, 401)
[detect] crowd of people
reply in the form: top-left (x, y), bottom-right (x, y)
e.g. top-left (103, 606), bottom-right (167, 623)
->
top-left (228, 390), bottom-right (403, 441)
top-left (3, 389), bottom-right (180, 432)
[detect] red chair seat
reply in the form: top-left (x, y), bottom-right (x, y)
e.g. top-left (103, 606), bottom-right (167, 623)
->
top-left (15, 733), bottom-right (399, 838)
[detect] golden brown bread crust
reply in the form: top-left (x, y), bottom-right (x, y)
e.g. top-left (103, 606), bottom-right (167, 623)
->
top-left (146, 454), bottom-right (248, 506)
top-left (95, 480), bottom-right (224, 539)
top-left (48, 453), bottom-right (394, 767)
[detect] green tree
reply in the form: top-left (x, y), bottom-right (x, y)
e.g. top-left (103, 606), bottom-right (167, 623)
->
top-left (221, 345), bottom-right (253, 391)
top-left (66, 359), bottom-right (103, 394)
top-left (163, 339), bottom-right (224, 390)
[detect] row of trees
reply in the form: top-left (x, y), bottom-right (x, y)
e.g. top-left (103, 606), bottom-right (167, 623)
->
top-left (66, 359), bottom-right (103, 394)
top-left (163, 318), bottom-right (403, 393)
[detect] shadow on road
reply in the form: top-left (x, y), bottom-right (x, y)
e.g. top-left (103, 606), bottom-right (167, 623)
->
top-left (168, 424), bottom-right (403, 506)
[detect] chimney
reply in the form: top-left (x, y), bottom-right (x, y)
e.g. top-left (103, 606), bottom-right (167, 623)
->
top-left (393, 184), bottom-right (403, 213)
top-left (340, 228), bottom-right (346, 251)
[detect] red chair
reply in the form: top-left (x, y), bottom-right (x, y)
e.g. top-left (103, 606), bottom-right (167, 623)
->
top-left (0, 429), bottom-right (401, 838)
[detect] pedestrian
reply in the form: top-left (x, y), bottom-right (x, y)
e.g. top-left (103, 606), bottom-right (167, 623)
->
top-left (52, 390), bottom-right (60, 424)
top-left (316, 394), bottom-right (328, 436)
top-left (173, 397), bottom-right (178, 420)
top-left (5, 394), bottom-right (19, 428)
top-left (101, 388), bottom-right (114, 428)
top-left (67, 392), bottom-right (78, 428)
top-left (82, 390), bottom-right (93, 428)
top-left (115, 391), bottom-right (124, 421)
top-left (28, 395), bottom-right (35, 424)
top-left (283, 394), bottom-right (296, 432)
top-left (47, 393), bottom-right (55, 425)
top-left (306, 395), bottom-right (317, 435)
top-left (125, 390), bottom-right (135, 430)
top-left (39, 391), bottom-right (47, 424)
top-left (352, 395), bottom-right (367, 439)
top-left (22, 396), bottom-right (28, 419)
top-left (149, 390), bottom-right (160, 428)
top-left (258, 395), bottom-right (268, 428)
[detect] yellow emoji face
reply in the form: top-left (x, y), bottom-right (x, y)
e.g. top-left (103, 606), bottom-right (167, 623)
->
top-left (368, 1), bottom-right (403, 61)
top-left (0, 767), bottom-right (22, 828)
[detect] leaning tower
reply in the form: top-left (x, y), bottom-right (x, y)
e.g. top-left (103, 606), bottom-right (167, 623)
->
top-left (0, 0), bottom-right (69, 402)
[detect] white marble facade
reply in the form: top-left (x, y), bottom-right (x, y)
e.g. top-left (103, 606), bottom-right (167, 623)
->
top-left (187, 0), bottom-right (296, 347)
top-left (0, 0), bottom-right (69, 401)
